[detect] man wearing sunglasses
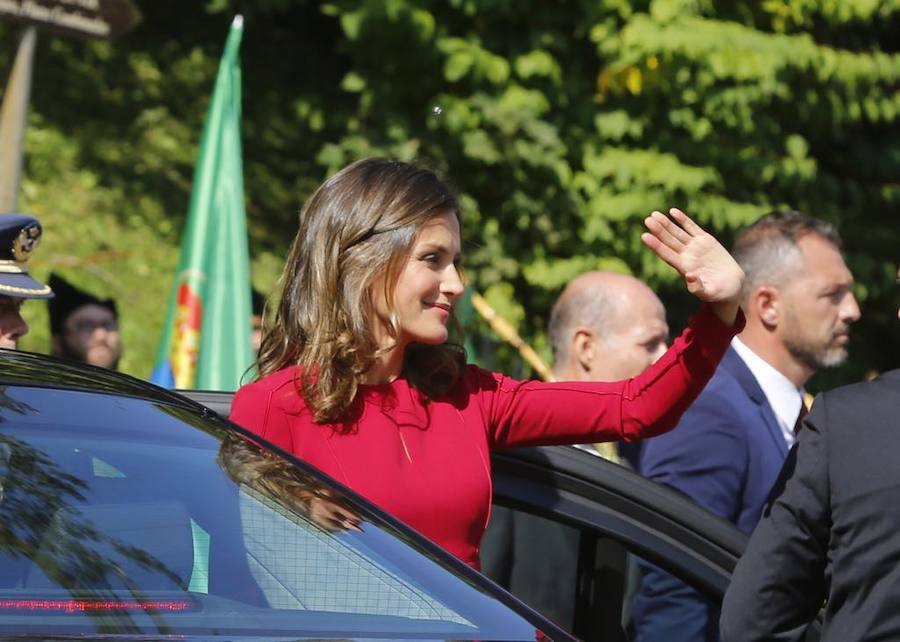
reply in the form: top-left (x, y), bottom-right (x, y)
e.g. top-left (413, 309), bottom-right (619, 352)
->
top-left (48, 273), bottom-right (121, 370)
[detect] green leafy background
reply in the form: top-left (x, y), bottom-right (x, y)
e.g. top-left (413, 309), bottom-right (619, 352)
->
top-left (7, 0), bottom-right (899, 391)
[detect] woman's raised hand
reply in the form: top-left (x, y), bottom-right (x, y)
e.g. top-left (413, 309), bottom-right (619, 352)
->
top-left (641, 208), bottom-right (744, 325)
top-left (306, 490), bottom-right (363, 533)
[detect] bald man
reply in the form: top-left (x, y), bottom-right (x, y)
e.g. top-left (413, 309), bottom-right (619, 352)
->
top-left (549, 271), bottom-right (669, 385)
top-left (481, 271), bottom-right (669, 629)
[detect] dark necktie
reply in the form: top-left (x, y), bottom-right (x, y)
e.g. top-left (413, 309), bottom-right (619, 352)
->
top-left (793, 403), bottom-right (809, 436)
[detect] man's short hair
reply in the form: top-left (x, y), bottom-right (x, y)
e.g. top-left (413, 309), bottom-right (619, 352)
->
top-left (548, 281), bottom-right (621, 365)
top-left (733, 210), bottom-right (842, 300)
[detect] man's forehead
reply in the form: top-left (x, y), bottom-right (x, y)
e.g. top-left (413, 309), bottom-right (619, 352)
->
top-left (794, 236), bottom-right (853, 282)
top-left (797, 234), bottom-right (849, 267)
top-left (67, 303), bottom-right (116, 321)
top-left (627, 315), bottom-right (669, 337)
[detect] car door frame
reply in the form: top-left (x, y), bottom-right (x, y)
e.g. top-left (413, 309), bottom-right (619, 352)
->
top-left (489, 445), bottom-right (821, 642)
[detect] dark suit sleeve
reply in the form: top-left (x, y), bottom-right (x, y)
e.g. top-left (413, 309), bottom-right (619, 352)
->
top-left (640, 393), bottom-right (747, 523)
top-left (629, 559), bottom-right (720, 642)
top-left (631, 392), bottom-right (747, 640)
top-left (719, 399), bottom-right (830, 641)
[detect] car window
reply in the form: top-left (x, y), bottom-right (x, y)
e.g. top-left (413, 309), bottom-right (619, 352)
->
top-left (0, 385), bottom-right (549, 640)
top-left (482, 503), bottom-right (721, 642)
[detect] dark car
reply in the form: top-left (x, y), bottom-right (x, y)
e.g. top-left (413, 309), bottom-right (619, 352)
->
top-left (0, 351), bottom-right (572, 641)
top-left (188, 394), bottom-right (822, 642)
top-left (187, 392), bottom-right (750, 641)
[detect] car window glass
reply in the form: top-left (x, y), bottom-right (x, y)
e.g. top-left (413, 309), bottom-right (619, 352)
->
top-left (0, 386), bottom-right (545, 640)
top-left (482, 502), bottom-right (721, 642)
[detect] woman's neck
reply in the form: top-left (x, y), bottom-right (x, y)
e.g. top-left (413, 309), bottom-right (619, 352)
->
top-left (361, 341), bottom-right (406, 385)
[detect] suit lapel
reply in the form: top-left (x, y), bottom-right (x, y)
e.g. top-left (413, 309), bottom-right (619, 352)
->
top-left (721, 347), bottom-right (789, 457)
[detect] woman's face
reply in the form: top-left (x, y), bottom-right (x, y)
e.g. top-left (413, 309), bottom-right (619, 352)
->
top-left (374, 211), bottom-right (464, 348)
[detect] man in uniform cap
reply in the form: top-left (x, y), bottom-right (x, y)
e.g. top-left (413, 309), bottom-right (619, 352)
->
top-left (48, 274), bottom-right (121, 370)
top-left (0, 214), bottom-right (53, 349)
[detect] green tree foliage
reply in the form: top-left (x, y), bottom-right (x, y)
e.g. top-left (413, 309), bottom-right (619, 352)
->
top-left (4, 0), bottom-right (898, 388)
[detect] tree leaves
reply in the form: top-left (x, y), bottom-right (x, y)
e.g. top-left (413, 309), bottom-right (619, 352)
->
top-left (8, 0), bottom-right (899, 387)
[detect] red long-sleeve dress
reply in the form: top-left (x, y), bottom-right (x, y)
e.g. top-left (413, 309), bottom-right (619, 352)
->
top-left (229, 305), bottom-right (742, 568)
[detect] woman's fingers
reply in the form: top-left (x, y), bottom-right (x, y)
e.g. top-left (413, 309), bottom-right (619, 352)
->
top-left (642, 207), bottom-right (745, 313)
top-left (641, 231), bottom-right (682, 271)
top-left (332, 508), bottom-right (363, 531)
top-left (646, 211), bottom-right (689, 250)
top-left (309, 497), bottom-right (363, 532)
top-left (668, 208), bottom-right (703, 238)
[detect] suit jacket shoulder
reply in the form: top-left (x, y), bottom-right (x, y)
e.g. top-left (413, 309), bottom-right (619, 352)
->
top-left (722, 369), bottom-right (900, 641)
top-left (642, 347), bottom-right (768, 450)
top-left (810, 368), bottom-right (900, 500)
top-left (640, 347), bottom-right (788, 534)
top-left (814, 368), bottom-right (900, 422)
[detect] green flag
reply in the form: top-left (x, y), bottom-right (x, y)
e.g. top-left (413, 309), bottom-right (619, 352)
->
top-left (150, 15), bottom-right (253, 391)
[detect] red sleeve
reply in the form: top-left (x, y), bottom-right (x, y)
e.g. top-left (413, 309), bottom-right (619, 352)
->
top-left (477, 304), bottom-right (744, 449)
top-left (229, 383), bottom-right (295, 454)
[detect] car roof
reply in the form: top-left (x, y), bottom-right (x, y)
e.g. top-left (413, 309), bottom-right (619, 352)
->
top-left (0, 349), bottom-right (201, 411)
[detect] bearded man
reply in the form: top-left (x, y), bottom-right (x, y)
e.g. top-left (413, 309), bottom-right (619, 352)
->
top-left (721, 270), bottom-right (900, 641)
top-left (630, 211), bottom-right (860, 642)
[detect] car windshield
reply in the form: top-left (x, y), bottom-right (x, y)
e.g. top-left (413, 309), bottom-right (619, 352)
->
top-left (0, 385), bottom-right (543, 640)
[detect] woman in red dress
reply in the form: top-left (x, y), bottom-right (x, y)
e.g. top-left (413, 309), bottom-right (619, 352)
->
top-left (230, 157), bottom-right (745, 569)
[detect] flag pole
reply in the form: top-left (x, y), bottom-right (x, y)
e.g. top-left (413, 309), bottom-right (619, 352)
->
top-left (0, 27), bottom-right (37, 211)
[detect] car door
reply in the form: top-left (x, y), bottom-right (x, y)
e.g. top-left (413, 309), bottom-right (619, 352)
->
top-left (483, 445), bottom-right (822, 642)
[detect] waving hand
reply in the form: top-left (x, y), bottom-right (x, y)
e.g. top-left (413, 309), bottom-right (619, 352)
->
top-left (642, 208), bottom-right (744, 325)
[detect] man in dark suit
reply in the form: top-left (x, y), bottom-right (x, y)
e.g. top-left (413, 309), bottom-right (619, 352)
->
top-left (721, 343), bottom-right (900, 641)
top-left (629, 211), bottom-right (861, 641)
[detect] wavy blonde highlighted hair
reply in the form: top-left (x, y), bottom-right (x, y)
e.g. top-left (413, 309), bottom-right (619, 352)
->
top-left (257, 158), bottom-right (466, 424)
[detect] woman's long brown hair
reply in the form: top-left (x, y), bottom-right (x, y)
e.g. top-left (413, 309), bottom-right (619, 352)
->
top-left (257, 158), bottom-right (466, 424)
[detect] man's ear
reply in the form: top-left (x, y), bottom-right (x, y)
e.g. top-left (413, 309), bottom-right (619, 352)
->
top-left (753, 286), bottom-right (780, 329)
top-left (572, 327), bottom-right (596, 373)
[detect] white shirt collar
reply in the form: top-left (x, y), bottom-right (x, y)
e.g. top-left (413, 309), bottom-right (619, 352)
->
top-left (731, 337), bottom-right (805, 447)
